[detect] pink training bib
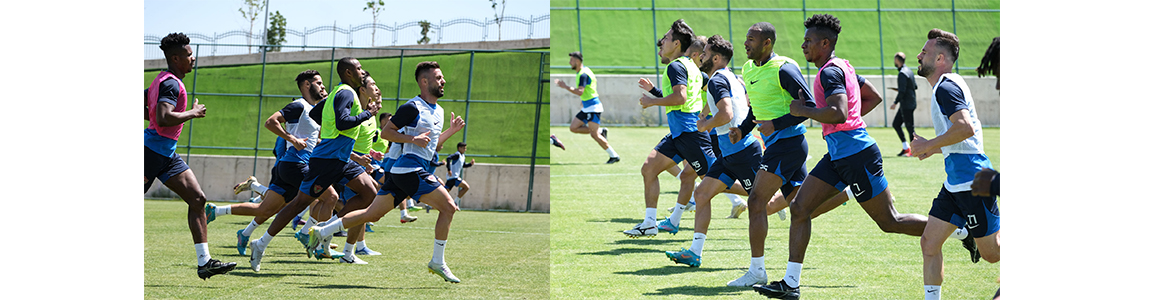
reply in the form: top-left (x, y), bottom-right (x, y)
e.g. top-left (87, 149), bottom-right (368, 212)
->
top-left (812, 57), bottom-right (865, 136)
top-left (146, 71), bottom-right (188, 141)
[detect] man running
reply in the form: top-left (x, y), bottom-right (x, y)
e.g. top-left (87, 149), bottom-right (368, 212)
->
top-left (555, 51), bottom-right (619, 163)
top-left (445, 142), bottom-right (475, 206)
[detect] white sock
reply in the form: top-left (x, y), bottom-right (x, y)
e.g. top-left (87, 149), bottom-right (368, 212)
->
top-left (300, 215), bottom-right (317, 235)
top-left (215, 205), bottom-right (231, 216)
top-left (251, 181), bottom-right (268, 194)
top-left (605, 147), bottom-right (618, 158)
top-left (195, 243), bottom-right (211, 266)
top-left (645, 208), bottom-right (657, 224)
top-left (320, 218), bottom-right (345, 236)
top-left (242, 220), bottom-right (259, 236)
top-left (432, 239), bottom-right (447, 264)
top-left (689, 232), bottom-right (706, 256)
top-left (250, 195), bottom-right (262, 203)
top-left (950, 227), bottom-right (969, 240)
top-left (924, 285), bottom-right (941, 300)
top-left (727, 194), bottom-right (743, 206)
top-left (750, 256), bottom-right (766, 275)
top-left (344, 243), bottom-right (355, 257)
top-left (297, 206), bottom-right (309, 218)
top-left (258, 232), bottom-right (274, 247)
top-left (668, 203), bottom-right (685, 226)
top-left (401, 209), bottom-right (408, 217)
top-left (903, 142), bottom-right (910, 150)
top-left (784, 262), bottom-right (803, 287)
top-left (356, 240), bottom-right (367, 250)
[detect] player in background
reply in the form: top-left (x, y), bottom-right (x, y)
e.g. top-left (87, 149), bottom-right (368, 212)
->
top-left (889, 52), bottom-right (919, 157)
top-left (752, 15), bottom-right (971, 299)
top-left (663, 34), bottom-right (760, 268)
top-left (445, 142), bottom-right (475, 206)
top-left (144, 32), bottom-right (236, 279)
top-left (248, 57), bottom-right (380, 271)
top-left (309, 61), bottom-right (466, 283)
top-left (909, 29), bottom-right (999, 300)
top-left (378, 112), bottom-right (422, 224)
top-left (555, 51), bottom-right (619, 163)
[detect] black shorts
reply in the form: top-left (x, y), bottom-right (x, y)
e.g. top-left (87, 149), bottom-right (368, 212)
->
top-left (759, 135), bottom-right (810, 196)
top-left (445, 177), bottom-right (464, 190)
top-left (575, 111), bottom-right (601, 124)
top-left (144, 147), bottom-right (190, 193)
top-left (808, 144), bottom-right (889, 203)
top-left (391, 170), bottom-right (443, 204)
top-left (706, 142), bottom-right (762, 193)
top-left (654, 132), bottom-right (716, 176)
top-left (299, 158), bottom-right (365, 198)
top-left (268, 161), bottom-right (309, 202)
top-left (929, 188), bottom-right (1000, 238)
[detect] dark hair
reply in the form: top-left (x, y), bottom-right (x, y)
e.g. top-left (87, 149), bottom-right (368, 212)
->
top-left (803, 14), bottom-right (842, 46)
top-left (457, 142), bottom-right (467, 148)
top-left (977, 37), bottom-right (999, 77)
top-left (928, 28), bottom-right (961, 63)
top-left (415, 61), bottom-right (441, 82)
top-left (295, 69), bottom-right (320, 85)
top-left (159, 32), bottom-right (190, 57)
top-left (670, 19), bottom-right (695, 53)
top-left (378, 112), bottom-right (392, 123)
top-left (707, 35), bottom-right (734, 61)
top-left (568, 51), bottom-right (583, 61)
top-left (894, 52), bottom-right (906, 62)
top-left (749, 22), bottom-right (776, 44)
top-left (337, 57), bottom-right (360, 78)
top-left (360, 70), bottom-right (373, 88)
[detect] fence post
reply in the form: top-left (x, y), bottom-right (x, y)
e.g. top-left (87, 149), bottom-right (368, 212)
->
top-left (253, 40), bottom-right (269, 176)
top-left (396, 49), bottom-right (404, 108)
top-left (463, 51), bottom-right (476, 143)
top-left (576, 0), bottom-right (583, 53)
top-left (528, 52), bottom-right (548, 212)
top-left (186, 44), bottom-right (201, 161)
top-left (651, 0), bottom-right (662, 126)
top-left (878, 0), bottom-right (888, 127)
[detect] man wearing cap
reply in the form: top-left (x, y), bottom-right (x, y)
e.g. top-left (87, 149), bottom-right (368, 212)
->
top-left (555, 51), bottom-right (620, 164)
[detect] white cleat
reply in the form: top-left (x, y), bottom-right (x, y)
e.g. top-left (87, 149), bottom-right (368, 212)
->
top-left (355, 247), bottom-right (382, 256)
top-left (623, 221), bottom-right (658, 238)
top-left (428, 261), bottom-right (461, 283)
top-left (233, 176), bottom-right (258, 195)
top-left (727, 270), bottom-right (767, 287)
top-left (728, 201), bottom-right (748, 218)
top-left (249, 239), bottom-right (265, 272)
top-left (340, 255), bottom-right (368, 265)
top-left (777, 208), bottom-right (787, 221)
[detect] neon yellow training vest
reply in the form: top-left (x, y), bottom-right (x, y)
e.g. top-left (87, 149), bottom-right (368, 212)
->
top-left (662, 56), bottom-right (704, 113)
top-left (351, 118), bottom-right (379, 154)
top-left (577, 66), bottom-right (599, 100)
top-left (741, 55), bottom-right (800, 120)
top-left (320, 84), bottom-right (362, 140)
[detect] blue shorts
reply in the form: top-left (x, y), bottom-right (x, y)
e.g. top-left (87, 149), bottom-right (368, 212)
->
top-left (445, 177), bottom-right (464, 190)
top-left (706, 142), bottom-right (762, 193)
top-left (268, 161), bottom-right (308, 202)
top-left (808, 143), bottom-right (889, 202)
top-left (144, 146), bottom-right (190, 193)
top-left (339, 163), bottom-right (384, 204)
top-left (299, 158), bottom-right (365, 198)
top-left (654, 132), bottom-right (716, 176)
top-left (575, 111), bottom-right (601, 124)
top-left (929, 188), bottom-right (1000, 238)
top-left (390, 170), bottom-right (443, 202)
top-left (760, 134), bottom-right (809, 196)
top-left (709, 131), bottom-right (721, 158)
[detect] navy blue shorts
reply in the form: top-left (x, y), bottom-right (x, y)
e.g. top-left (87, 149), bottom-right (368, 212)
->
top-left (445, 177), bottom-right (464, 190)
top-left (575, 111), bottom-right (601, 124)
top-left (268, 161), bottom-right (308, 202)
top-left (299, 158), bottom-right (365, 198)
top-left (706, 142), bottom-right (762, 193)
top-left (339, 164), bottom-right (383, 204)
top-left (144, 147), bottom-right (190, 193)
top-left (709, 131), bottom-right (721, 158)
top-left (929, 188), bottom-right (1000, 238)
top-left (654, 132), bottom-right (716, 176)
top-left (760, 135), bottom-right (809, 196)
top-left (808, 143), bottom-right (889, 202)
top-left (390, 170), bottom-right (444, 202)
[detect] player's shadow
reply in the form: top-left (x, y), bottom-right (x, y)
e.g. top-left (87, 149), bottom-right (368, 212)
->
top-left (229, 272), bottom-right (322, 279)
top-left (588, 217), bottom-right (642, 224)
top-left (145, 284), bottom-right (218, 289)
top-left (643, 285), bottom-right (748, 297)
top-left (615, 265), bottom-right (739, 276)
top-left (578, 247), bottom-right (664, 256)
top-left (298, 283), bottom-right (444, 290)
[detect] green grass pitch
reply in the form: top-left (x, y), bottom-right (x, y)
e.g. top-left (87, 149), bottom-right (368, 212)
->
top-left (551, 125), bottom-right (999, 299)
top-left (144, 200), bottom-right (549, 299)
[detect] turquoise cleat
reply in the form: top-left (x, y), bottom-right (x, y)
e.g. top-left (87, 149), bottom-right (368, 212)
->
top-left (204, 203), bottom-right (217, 223)
top-left (657, 219), bottom-right (679, 235)
top-left (236, 229), bottom-right (249, 256)
top-left (666, 248), bottom-right (701, 267)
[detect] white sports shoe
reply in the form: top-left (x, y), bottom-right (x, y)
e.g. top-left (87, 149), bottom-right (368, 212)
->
top-left (233, 176), bottom-right (258, 195)
top-left (623, 221), bottom-right (658, 238)
top-left (727, 270), bottom-right (767, 287)
top-left (728, 200), bottom-right (748, 219)
top-left (340, 255), bottom-right (368, 265)
top-left (428, 261), bottom-right (461, 283)
top-left (355, 247), bottom-right (382, 256)
top-left (777, 208), bottom-right (787, 221)
top-left (249, 239), bottom-right (265, 272)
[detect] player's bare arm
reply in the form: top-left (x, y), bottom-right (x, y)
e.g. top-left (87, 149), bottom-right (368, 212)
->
top-left (789, 89), bottom-right (847, 124)
top-left (264, 111), bottom-right (308, 151)
top-left (155, 99), bottom-right (206, 127)
top-left (910, 109), bottom-right (975, 160)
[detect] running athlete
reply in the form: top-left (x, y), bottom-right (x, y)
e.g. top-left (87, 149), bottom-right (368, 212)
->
top-left (910, 29), bottom-right (999, 300)
top-left (143, 32), bottom-right (236, 279)
top-left (445, 142), bottom-right (474, 206)
top-left (555, 51), bottom-right (619, 163)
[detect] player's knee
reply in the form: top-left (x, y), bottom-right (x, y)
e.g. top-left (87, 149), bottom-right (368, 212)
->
top-left (919, 235), bottom-right (945, 255)
top-left (981, 251), bottom-right (999, 263)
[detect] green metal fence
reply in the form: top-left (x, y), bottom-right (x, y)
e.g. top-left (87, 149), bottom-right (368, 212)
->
top-left (144, 42), bottom-right (550, 211)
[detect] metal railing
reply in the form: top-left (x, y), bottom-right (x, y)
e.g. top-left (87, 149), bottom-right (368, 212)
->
top-left (145, 42), bottom-right (550, 211)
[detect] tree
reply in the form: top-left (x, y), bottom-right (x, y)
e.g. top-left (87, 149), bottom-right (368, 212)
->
top-left (363, 0), bottom-right (385, 46)
top-left (489, 0), bottom-right (506, 41)
top-left (418, 20), bottom-right (432, 45)
top-left (239, 0), bottom-right (266, 53)
top-left (264, 10), bottom-right (287, 52)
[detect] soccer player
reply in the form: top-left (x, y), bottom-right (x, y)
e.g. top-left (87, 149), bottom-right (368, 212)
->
top-left (204, 69), bottom-right (329, 256)
top-left (622, 19), bottom-right (715, 238)
top-left (688, 35), bottom-right (750, 219)
top-left (752, 15), bottom-right (970, 299)
top-left (555, 51), bottom-right (619, 163)
top-left (248, 57), bottom-right (381, 271)
top-left (308, 61), bottom-right (466, 283)
top-left (144, 32), bottom-right (236, 279)
top-left (445, 142), bottom-right (475, 206)
top-left (663, 35), bottom-right (759, 268)
top-left (328, 72), bottom-right (389, 265)
top-left (909, 29), bottom-right (1000, 300)
top-left (378, 112), bottom-right (422, 224)
top-left (889, 52), bottom-right (919, 157)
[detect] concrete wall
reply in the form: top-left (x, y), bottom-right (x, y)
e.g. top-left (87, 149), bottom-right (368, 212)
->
top-left (146, 38), bottom-right (550, 69)
top-left (145, 154), bottom-right (550, 213)
top-left (551, 74), bottom-right (1000, 128)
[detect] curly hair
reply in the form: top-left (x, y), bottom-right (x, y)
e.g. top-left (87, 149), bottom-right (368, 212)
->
top-left (707, 35), bottom-right (734, 61)
top-left (977, 37), bottom-right (999, 77)
top-left (928, 28), bottom-right (960, 63)
top-left (159, 32), bottom-right (190, 56)
top-left (669, 19), bottom-right (695, 53)
top-left (803, 14), bottom-right (841, 44)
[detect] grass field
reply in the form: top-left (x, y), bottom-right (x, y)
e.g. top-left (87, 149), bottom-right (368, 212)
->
top-left (144, 50), bottom-right (550, 165)
top-left (551, 125), bottom-right (1000, 299)
top-left (551, 0), bottom-right (999, 75)
top-left (144, 200), bottom-right (549, 299)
